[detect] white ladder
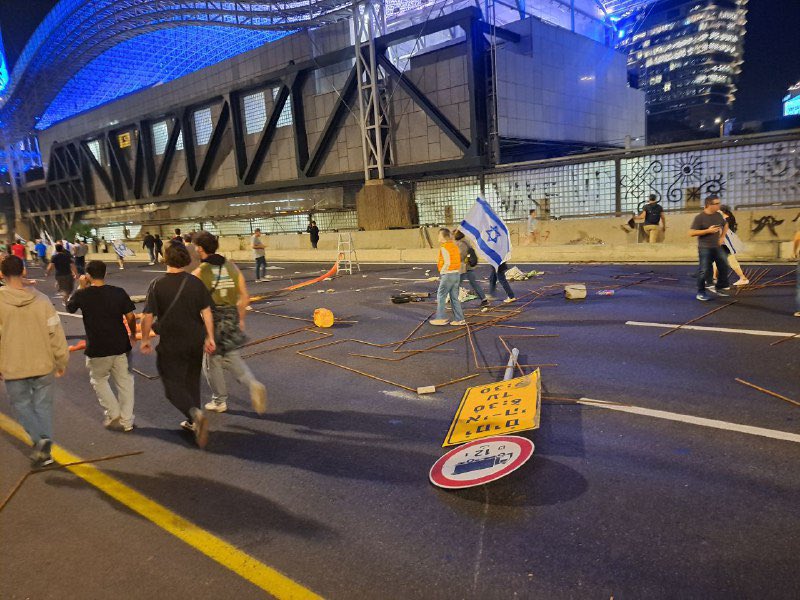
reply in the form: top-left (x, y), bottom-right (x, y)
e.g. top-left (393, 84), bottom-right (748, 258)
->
top-left (336, 232), bottom-right (360, 274)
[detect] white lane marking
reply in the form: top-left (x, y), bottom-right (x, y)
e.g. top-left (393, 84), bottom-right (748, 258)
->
top-left (578, 397), bottom-right (800, 444)
top-left (381, 390), bottom-right (428, 402)
top-left (626, 321), bottom-right (797, 338)
top-left (379, 277), bottom-right (432, 282)
top-left (57, 311), bottom-right (83, 319)
top-left (140, 269), bottom-right (167, 273)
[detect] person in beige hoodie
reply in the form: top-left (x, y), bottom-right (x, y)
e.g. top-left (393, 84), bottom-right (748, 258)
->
top-left (0, 255), bottom-right (69, 467)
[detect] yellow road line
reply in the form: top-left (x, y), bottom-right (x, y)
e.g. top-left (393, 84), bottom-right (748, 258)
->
top-left (0, 412), bottom-right (323, 600)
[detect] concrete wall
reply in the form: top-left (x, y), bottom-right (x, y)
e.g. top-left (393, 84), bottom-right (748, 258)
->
top-left (94, 208), bottom-right (797, 265)
top-left (496, 18), bottom-right (645, 145)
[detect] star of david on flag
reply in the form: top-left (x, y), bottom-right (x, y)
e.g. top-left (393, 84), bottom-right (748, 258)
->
top-left (459, 198), bottom-right (511, 270)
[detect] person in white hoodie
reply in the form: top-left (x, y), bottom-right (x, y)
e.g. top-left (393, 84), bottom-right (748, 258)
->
top-left (0, 255), bottom-right (69, 467)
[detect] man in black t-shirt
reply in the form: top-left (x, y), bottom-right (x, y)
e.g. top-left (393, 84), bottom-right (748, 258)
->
top-left (140, 244), bottom-right (216, 448)
top-left (67, 261), bottom-right (138, 431)
top-left (689, 195), bottom-right (730, 301)
top-left (637, 194), bottom-right (665, 244)
top-left (46, 244), bottom-right (77, 300)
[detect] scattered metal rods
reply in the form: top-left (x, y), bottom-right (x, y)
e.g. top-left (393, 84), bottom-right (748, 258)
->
top-left (0, 450), bottom-right (144, 513)
top-left (659, 301), bottom-right (738, 338)
top-left (735, 378), bottom-right (800, 408)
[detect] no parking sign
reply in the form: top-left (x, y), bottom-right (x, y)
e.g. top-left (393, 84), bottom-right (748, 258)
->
top-left (429, 436), bottom-right (534, 489)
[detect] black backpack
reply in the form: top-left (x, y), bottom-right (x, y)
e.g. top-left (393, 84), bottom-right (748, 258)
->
top-left (467, 247), bottom-right (479, 268)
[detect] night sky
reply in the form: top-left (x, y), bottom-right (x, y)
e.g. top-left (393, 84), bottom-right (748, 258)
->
top-left (733, 0), bottom-right (800, 122)
top-left (1, 0), bottom-right (798, 123)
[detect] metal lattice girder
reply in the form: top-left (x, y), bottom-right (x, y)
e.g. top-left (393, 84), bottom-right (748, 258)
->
top-left (353, 0), bottom-right (391, 181)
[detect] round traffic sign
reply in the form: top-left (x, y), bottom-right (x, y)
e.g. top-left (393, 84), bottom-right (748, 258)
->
top-left (429, 435), bottom-right (534, 489)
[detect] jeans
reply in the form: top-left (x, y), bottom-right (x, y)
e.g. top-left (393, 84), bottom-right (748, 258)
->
top-left (489, 263), bottom-right (515, 299)
top-left (697, 246), bottom-right (730, 293)
top-left (460, 270), bottom-right (486, 301)
top-left (156, 344), bottom-right (203, 420)
top-left (203, 350), bottom-right (258, 406)
top-left (255, 256), bottom-right (267, 280)
top-left (5, 373), bottom-right (55, 443)
top-left (86, 354), bottom-right (135, 427)
top-left (75, 256), bottom-right (86, 275)
top-left (436, 273), bottom-right (464, 321)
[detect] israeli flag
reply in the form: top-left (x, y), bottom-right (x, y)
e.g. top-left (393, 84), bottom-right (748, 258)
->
top-left (459, 197), bottom-right (512, 270)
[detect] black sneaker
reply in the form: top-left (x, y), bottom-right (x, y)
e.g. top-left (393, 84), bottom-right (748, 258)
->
top-left (480, 299), bottom-right (489, 307)
top-left (30, 439), bottom-right (54, 469)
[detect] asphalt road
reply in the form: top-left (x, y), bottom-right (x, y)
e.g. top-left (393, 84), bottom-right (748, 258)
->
top-left (1, 259), bottom-right (798, 599)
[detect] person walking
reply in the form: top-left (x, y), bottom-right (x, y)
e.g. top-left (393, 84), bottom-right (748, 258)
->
top-left (0, 255), bottom-right (69, 468)
top-left (716, 206), bottom-right (748, 286)
top-left (11, 239), bottom-right (26, 268)
top-left (252, 228), bottom-right (267, 282)
top-left (429, 228), bottom-right (466, 326)
top-left (171, 228), bottom-right (184, 245)
top-left (73, 239), bottom-right (89, 275)
top-left (66, 261), bottom-right (137, 432)
top-left (192, 232), bottom-right (267, 414)
top-left (690, 195), bottom-right (730, 302)
top-left (525, 209), bottom-right (539, 244)
top-left (306, 221), bottom-right (320, 249)
top-left (488, 261), bottom-right (516, 304)
top-left (34, 239), bottom-right (48, 266)
top-left (46, 244), bottom-right (78, 301)
top-left (154, 234), bottom-right (164, 263)
top-left (140, 244), bottom-right (216, 448)
top-left (112, 240), bottom-right (130, 270)
top-left (454, 230), bottom-right (488, 307)
top-left (143, 232), bottom-right (156, 265)
top-left (183, 233), bottom-right (202, 273)
top-left (637, 194), bottom-right (665, 244)
top-left (793, 229), bottom-right (800, 318)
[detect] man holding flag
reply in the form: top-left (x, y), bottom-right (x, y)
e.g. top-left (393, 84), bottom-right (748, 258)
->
top-left (459, 197), bottom-right (516, 303)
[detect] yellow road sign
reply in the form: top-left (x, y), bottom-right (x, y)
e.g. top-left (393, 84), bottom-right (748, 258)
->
top-left (444, 370), bottom-right (541, 447)
top-left (118, 132), bottom-right (132, 148)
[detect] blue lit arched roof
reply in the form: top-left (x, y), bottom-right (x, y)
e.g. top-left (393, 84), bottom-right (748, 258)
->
top-left (0, 0), bottom-right (356, 137)
top-left (36, 25), bottom-right (286, 130)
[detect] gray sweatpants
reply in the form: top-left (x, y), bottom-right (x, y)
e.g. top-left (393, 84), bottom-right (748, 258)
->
top-left (86, 354), bottom-right (135, 427)
top-left (203, 350), bottom-right (257, 406)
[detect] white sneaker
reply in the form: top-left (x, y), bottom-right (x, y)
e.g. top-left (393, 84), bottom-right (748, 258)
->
top-left (503, 297), bottom-right (516, 304)
top-left (450, 320), bottom-right (466, 326)
top-left (733, 279), bottom-right (749, 286)
top-left (250, 382), bottom-right (267, 415)
top-left (429, 319), bottom-right (449, 326)
top-left (204, 401), bottom-right (227, 413)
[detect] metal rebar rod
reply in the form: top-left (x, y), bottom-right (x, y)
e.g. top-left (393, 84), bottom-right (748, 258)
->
top-left (735, 378), bottom-right (800, 407)
top-left (659, 301), bottom-right (738, 338)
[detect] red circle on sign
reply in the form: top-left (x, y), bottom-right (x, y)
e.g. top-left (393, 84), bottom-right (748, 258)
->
top-left (429, 435), bottom-right (534, 489)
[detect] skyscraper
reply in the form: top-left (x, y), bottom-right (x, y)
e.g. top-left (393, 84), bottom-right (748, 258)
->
top-left (615, 0), bottom-right (748, 142)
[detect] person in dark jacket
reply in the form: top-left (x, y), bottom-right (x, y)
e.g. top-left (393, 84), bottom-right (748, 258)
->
top-left (142, 232), bottom-right (156, 264)
top-left (306, 221), bottom-right (320, 249)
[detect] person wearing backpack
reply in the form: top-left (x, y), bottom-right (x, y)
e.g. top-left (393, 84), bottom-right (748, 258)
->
top-left (454, 230), bottom-right (488, 307)
top-left (192, 231), bottom-right (267, 415)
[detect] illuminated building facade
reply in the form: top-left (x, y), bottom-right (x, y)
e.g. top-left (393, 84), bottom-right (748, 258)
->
top-left (784, 82), bottom-right (800, 117)
top-left (615, 0), bottom-right (748, 141)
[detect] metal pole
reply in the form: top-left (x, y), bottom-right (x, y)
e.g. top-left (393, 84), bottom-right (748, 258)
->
top-left (503, 347), bottom-right (519, 381)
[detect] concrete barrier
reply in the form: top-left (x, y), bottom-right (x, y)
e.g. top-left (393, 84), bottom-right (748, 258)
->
top-left (82, 207), bottom-right (798, 264)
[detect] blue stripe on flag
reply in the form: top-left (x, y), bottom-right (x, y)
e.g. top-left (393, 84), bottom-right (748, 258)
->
top-left (476, 197), bottom-right (509, 237)
top-left (459, 219), bottom-right (503, 267)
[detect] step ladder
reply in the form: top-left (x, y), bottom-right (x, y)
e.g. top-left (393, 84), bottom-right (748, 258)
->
top-left (336, 232), bottom-right (360, 274)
